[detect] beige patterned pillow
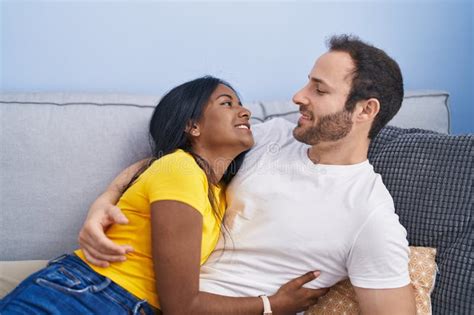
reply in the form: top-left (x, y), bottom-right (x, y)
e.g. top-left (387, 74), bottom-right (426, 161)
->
top-left (305, 246), bottom-right (437, 315)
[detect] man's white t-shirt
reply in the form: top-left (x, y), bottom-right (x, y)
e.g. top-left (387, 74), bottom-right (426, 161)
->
top-left (200, 118), bottom-right (410, 297)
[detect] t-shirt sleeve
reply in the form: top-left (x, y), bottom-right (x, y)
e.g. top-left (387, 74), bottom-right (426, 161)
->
top-left (144, 154), bottom-right (208, 215)
top-left (346, 203), bottom-right (410, 289)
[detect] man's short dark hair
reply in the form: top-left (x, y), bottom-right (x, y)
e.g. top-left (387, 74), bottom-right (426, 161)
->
top-left (328, 34), bottom-right (404, 139)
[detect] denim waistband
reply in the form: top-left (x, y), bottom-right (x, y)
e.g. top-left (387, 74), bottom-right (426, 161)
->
top-left (49, 253), bottom-right (159, 315)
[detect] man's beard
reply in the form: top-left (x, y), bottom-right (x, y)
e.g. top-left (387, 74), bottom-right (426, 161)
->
top-left (293, 108), bottom-right (354, 145)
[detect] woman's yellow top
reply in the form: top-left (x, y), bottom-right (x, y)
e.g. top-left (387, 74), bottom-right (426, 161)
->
top-left (76, 149), bottom-right (226, 308)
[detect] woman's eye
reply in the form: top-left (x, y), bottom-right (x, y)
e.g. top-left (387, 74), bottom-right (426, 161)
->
top-left (221, 101), bottom-right (232, 107)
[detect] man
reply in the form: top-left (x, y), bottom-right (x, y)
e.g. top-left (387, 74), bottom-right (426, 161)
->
top-left (79, 35), bottom-right (416, 314)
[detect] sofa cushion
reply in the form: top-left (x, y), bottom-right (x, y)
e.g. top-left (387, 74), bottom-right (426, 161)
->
top-left (389, 91), bottom-right (450, 133)
top-left (260, 90), bottom-right (450, 134)
top-left (0, 94), bottom-right (155, 260)
top-left (0, 260), bottom-right (48, 299)
top-left (306, 246), bottom-right (437, 315)
top-left (368, 126), bottom-right (473, 315)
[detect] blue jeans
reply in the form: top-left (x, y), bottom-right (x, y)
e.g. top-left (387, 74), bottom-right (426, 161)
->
top-left (0, 254), bottom-right (158, 315)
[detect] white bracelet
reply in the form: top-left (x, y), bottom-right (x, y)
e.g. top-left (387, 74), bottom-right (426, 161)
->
top-left (259, 295), bottom-right (272, 315)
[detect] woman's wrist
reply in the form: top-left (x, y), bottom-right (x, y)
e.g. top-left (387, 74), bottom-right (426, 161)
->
top-left (267, 295), bottom-right (280, 314)
top-left (259, 295), bottom-right (272, 314)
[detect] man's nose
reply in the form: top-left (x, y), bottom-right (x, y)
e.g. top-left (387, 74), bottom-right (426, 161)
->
top-left (292, 86), bottom-right (308, 107)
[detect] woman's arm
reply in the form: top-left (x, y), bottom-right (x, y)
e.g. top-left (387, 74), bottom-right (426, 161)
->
top-left (78, 159), bottom-right (150, 267)
top-left (152, 200), bottom-right (327, 315)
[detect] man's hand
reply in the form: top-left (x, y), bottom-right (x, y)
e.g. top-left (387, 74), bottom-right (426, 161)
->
top-left (78, 196), bottom-right (134, 267)
top-left (78, 159), bottom-right (149, 267)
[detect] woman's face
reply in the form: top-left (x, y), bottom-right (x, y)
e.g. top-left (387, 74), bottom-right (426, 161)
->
top-left (193, 84), bottom-right (254, 154)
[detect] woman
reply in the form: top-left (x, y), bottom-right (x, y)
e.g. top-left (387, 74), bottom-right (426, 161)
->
top-left (0, 77), bottom-right (324, 315)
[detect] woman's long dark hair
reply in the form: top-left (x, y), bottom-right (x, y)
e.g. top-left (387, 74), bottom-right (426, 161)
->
top-left (123, 76), bottom-right (247, 233)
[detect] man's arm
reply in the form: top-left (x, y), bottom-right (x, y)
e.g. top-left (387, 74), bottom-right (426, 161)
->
top-left (348, 202), bottom-right (416, 315)
top-left (78, 159), bottom-right (150, 267)
top-left (354, 285), bottom-right (416, 315)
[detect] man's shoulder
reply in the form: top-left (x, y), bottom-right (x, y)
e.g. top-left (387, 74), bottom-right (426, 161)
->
top-left (251, 118), bottom-right (300, 151)
top-left (252, 118), bottom-right (295, 143)
top-left (347, 163), bottom-right (394, 211)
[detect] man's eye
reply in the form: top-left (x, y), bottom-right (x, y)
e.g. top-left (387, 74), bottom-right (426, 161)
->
top-left (316, 89), bottom-right (327, 95)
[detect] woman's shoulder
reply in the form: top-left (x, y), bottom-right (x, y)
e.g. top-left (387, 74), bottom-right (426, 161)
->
top-left (145, 149), bottom-right (206, 179)
top-left (152, 149), bottom-right (196, 164)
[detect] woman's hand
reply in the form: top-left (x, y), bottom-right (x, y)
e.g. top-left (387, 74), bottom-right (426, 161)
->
top-left (78, 192), bottom-right (133, 267)
top-left (269, 271), bottom-right (329, 315)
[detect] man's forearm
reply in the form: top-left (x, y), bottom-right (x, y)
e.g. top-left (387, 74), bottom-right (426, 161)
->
top-left (86, 159), bottom-right (151, 217)
top-left (103, 158), bottom-right (150, 202)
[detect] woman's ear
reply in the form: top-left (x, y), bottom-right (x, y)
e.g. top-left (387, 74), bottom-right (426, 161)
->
top-left (355, 98), bottom-right (380, 122)
top-left (185, 122), bottom-right (201, 137)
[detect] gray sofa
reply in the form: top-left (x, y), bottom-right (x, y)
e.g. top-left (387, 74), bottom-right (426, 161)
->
top-left (0, 91), bottom-right (471, 314)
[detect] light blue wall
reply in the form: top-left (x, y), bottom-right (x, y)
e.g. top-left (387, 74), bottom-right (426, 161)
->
top-left (1, 0), bottom-right (472, 133)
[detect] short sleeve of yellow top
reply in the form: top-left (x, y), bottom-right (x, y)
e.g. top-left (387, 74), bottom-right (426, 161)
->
top-left (75, 149), bottom-right (226, 309)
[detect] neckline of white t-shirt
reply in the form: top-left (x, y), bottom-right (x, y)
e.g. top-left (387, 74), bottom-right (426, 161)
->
top-left (298, 143), bottom-right (371, 176)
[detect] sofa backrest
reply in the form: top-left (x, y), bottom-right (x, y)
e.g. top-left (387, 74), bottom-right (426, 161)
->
top-left (0, 90), bottom-right (451, 261)
top-left (255, 90), bottom-right (450, 133)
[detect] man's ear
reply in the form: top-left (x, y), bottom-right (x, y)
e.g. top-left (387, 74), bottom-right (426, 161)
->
top-left (355, 98), bottom-right (380, 122)
top-left (185, 121), bottom-right (201, 137)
